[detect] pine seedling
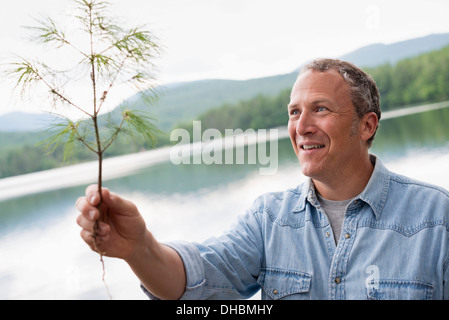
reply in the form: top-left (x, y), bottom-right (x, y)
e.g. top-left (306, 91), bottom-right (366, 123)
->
top-left (5, 0), bottom-right (162, 297)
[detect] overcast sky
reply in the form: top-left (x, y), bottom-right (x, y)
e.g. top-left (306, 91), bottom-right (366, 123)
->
top-left (1, 0), bottom-right (448, 116)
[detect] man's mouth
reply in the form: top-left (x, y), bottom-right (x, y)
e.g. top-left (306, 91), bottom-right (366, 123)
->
top-left (301, 144), bottom-right (325, 150)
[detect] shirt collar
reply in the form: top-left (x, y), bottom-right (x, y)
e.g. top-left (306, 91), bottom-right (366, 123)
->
top-left (292, 178), bottom-right (314, 213)
top-left (293, 154), bottom-right (390, 220)
top-left (357, 154), bottom-right (390, 220)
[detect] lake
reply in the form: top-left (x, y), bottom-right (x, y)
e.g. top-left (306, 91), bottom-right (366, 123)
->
top-left (1, 102), bottom-right (449, 299)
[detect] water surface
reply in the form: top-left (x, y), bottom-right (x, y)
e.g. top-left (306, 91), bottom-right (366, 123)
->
top-left (1, 103), bottom-right (449, 299)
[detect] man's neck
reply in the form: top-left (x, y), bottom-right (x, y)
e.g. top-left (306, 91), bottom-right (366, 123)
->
top-left (312, 155), bottom-right (375, 201)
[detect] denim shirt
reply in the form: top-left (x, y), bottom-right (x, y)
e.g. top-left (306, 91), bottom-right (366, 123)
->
top-left (143, 155), bottom-right (449, 300)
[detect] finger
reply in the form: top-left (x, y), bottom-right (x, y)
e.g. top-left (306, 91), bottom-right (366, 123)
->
top-left (80, 229), bottom-right (95, 248)
top-left (80, 226), bottom-right (109, 251)
top-left (96, 221), bottom-right (110, 236)
top-left (76, 197), bottom-right (99, 221)
top-left (85, 184), bottom-right (103, 206)
top-left (75, 196), bottom-right (88, 212)
top-left (77, 209), bottom-right (111, 234)
top-left (76, 212), bottom-right (96, 231)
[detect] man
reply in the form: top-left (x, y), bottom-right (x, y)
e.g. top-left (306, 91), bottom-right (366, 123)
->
top-left (76, 58), bottom-right (449, 299)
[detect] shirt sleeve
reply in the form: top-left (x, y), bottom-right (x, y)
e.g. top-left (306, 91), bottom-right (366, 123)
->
top-left (141, 205), bottom-right (265, 300)
top-left (140, 241), bottom-right (206, 300)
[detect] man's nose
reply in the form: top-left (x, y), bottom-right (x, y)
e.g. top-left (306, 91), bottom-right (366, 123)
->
top-left (296, 111), bottom-right (316, 136)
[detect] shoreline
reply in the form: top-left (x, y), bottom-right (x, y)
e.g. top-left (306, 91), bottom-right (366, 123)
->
top-left (0, 127), bottom-right (289, 202)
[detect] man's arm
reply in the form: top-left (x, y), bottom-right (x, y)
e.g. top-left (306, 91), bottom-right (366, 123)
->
top-left (124, 231), bottom-right (186, 299)
top-left (76, 185), bottom-right (186, 300)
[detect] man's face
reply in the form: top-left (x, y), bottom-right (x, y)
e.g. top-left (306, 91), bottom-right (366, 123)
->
top-left (287, 69), bottom-right (366, 184)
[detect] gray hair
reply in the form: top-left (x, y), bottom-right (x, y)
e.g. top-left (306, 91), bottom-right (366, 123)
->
top-left (301, 58), bottom-right (381, 146)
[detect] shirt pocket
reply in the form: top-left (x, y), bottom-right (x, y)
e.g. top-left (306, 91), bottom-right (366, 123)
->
top-left (257, 268), bottom-right (312, 300)
top-left (366, 279), bottom-right (433, 300)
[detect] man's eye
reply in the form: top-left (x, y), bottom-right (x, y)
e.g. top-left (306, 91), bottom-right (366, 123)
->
top-left (290, 110), bottom-right (300, 116)
top-left (317, 106), bottom-right (327, 112)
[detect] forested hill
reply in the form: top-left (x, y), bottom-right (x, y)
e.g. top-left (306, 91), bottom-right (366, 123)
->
top-left (177, 45), bottom-right (449, 136)
top-left (367, 46), bottom-right (449, 110)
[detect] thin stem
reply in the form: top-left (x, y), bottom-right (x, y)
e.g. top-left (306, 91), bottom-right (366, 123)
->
top-left (21, 61), bottom-right (92, 118)
top-left (98, 29), bottom-right (141, 56)
top-left (91, 113), bottom-right (111, 299)
top-left (90, 48), bottom-right (98, 115)
top-left (101, 117), bottom-right (126, 153)
top-left (86, 2), bottom-right (110, 299)
top-left (48, 83), bottom-right (92, 117)
top-left (96, 54), bottom-right (131, 115)
top-left (53, 29), bottom-right (90, 60)
top-left (87, 3), bottom-right (102, 193)
top-left (72, 124), bottom-right (97, 153)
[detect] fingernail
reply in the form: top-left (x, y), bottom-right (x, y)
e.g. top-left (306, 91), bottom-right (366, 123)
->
top-left (90, 195), bottom-right (97, 204)
top-left (98, 223), bottom-right (108, 235)
top-left (88, 210), bottom-right (96, 220)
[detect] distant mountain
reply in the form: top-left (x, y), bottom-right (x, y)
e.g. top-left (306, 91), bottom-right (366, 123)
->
top-left (120, 72), bottom-right (299, 131)
top-left (1, 32), bottom-right (449, 133)
top-left (0, 112), bottom-right (61, 132)
top-left (339, 33), bottom-right (449, 67)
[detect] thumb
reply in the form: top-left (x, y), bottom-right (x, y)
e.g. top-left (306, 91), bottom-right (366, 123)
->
top-left (101, 188), bottom-right (138, 216)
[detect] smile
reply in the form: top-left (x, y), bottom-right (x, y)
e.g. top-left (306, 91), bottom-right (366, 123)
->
top-left (301, 144), bottom-right (325, 150)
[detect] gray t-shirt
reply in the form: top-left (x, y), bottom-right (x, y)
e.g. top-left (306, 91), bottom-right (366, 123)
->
top-left (317, 194), bottom-right (353, 244)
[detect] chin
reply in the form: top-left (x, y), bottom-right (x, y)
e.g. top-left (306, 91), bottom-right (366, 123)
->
top-left (299, 160), bottom-right (324, 179)
top-left (299, 165), bottom-right (315, 178)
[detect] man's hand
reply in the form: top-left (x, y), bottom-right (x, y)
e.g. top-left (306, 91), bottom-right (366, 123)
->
top-left (76, 185), bottom-right (147, 260)
top-left (75, 185), bottom-right (186, 299)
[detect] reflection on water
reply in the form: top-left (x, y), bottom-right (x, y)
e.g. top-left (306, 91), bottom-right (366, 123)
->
top-left (372, 103), bottom-right (449, 159)
top-left (1, 105), bottom-right (449, 299)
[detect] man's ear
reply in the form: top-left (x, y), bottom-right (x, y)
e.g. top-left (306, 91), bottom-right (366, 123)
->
top-left (360, 112), bottom-right (379, 143)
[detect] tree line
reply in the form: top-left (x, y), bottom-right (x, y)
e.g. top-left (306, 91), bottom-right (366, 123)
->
top-left (178, 45), bottom-right (449, 138)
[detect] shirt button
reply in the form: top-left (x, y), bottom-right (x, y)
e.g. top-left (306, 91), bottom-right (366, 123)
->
top-left (334, 277), bottom-right (341, 284)
top-left (273, 289), bottom-right (278, 295)
top-left (325, 232), bottom-right (330, 238)
top-left (344, 233), bottom-right (351, 239)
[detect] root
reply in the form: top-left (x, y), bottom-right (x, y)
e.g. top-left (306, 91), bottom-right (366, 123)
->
top-left (92, 219), bottom-right (113, 300)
